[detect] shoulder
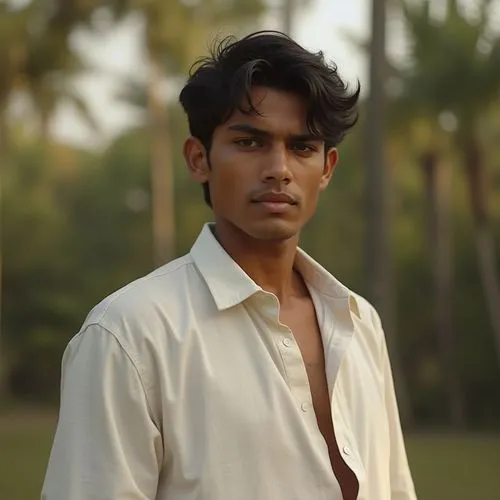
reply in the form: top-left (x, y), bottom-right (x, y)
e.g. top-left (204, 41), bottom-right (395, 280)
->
top-left (350, 292), bottom-right (383, 332)
top-left (78, 253), bottom-right (204, 351)
top-left (64, 253), bottom-right (206, 411)
top-left (347, 291), bottom-right (388, 362)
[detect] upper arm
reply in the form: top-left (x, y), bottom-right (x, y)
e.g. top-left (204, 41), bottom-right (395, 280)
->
top-left (42, 324), bottom-right (163, 500)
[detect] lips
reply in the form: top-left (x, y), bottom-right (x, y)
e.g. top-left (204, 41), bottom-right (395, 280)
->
top-left (252, 192), bottom-right (297, 204)
top-left (251, 191), bottom-right (298, 214)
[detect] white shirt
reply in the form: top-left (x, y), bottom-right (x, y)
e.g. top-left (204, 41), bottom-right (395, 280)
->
top-left (42, 223), bottom-right (417, 500)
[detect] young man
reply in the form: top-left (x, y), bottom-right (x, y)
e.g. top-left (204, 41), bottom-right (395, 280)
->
top-left (42, 32), bottom-right (417, 500)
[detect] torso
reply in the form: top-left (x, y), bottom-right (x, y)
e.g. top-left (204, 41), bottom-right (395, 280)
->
top-left (280, 277), bottom-right (359, 500)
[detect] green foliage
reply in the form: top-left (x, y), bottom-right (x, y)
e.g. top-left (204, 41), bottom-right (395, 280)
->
top-left (0, 0), bottom-right (99, 142)
top-left (1, 0), bottom-right (500, 427)
top-left (3, 136), bottom-right (154, 398)
top-left (397, 0), bottom-right (500, 128)
top-left (107, 0), bottom-right (265, 72)
top-left (4, 103), bottom-right (500, 422)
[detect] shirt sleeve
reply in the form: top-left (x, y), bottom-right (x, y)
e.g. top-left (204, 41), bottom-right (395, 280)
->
top-left (380, 327), bottom-right (418, 500)
top-left (41, 323), bottom-right (163, 500)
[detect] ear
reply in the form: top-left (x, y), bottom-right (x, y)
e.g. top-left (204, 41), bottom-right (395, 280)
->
top-left (319, 147), bottom-right (339, 191)
top-left (183, 136), bottom-right (210, 183)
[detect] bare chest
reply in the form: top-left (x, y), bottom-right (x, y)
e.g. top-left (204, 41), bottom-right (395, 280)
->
top-left (280, 301), bottom-right (331, 428)
top-left (280, 299), bottom-right (359, 500)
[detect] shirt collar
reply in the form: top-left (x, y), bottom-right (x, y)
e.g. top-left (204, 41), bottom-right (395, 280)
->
top-left (190, 224), bottom-right (261, 310)
top-left (190, 223), bottom-right (360, 317)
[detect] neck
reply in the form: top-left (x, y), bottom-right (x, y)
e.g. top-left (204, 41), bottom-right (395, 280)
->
top-left (213, 221), bottom-right (304, 305)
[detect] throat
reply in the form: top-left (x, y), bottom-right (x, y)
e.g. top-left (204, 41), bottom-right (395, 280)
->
top-left (212, 222), bottom-right (302, 301)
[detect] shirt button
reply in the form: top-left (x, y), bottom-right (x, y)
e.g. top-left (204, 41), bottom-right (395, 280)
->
top-left (301, 402), bottom-right (310, 412)
top-left (342, 446), bottom-right (351, 456)
top-left (282, 337), bottom-right (293, 347)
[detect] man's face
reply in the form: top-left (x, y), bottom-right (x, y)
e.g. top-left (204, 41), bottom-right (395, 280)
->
top-left (185, 86), bottom-right (338, 241)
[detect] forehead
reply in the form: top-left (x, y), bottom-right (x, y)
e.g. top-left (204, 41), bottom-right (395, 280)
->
top-left (222, 87), bottom-right (310, 135)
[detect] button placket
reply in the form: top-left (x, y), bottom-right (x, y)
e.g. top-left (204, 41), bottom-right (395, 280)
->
top-left (301, 402), bottom-right (310, 413)
top-left (276, 326), bottom-right (313, 413)
top-left (265, 293), bottom-right (315, 421)
top-left (331, 394), bottom-right (365, 481)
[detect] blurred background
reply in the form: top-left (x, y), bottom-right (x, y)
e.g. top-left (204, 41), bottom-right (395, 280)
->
top-left (1, 0), bottom-right (500, 498)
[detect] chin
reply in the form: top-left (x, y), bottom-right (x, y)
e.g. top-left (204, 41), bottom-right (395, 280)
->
top-left (245, 219), bottom-right (300, 241)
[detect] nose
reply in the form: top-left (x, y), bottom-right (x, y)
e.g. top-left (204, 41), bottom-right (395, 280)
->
top-left (261, 144), bottom-right (292, 184)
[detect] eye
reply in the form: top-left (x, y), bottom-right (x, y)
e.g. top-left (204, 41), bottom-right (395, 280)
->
top-left (290, 142), bottom-right (317, 153)
top-left (234, 138), bottom-right (262, 148)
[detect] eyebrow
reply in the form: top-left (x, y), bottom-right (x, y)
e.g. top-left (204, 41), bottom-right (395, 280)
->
top-left (227, 124), bottom-right (324, 142)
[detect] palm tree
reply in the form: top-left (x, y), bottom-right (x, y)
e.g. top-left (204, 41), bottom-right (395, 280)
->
top-left (0, 2), bottom-right (36, 402)
top-left (366, 0), bottom-right (389, 325)
top-left (0, 0), bottom-right (100, 401)
top-left (397, 0), bottom-right (500, 425)
top-left (365, 0), bottom-right (414, 424)
top-left (282, 0), bottom-right (296, 35)
top-left (23, 1), bottom-right (99, 142)
top-left (281, 0), bottom-right (312, 37)
top-left (0, 3), bottom-right (30, 150)
top-left (385, 0), bottom-right (464, 426)
top-left (0, 2), bottom-right (34, 402)
top-left (109, 0), bottom-right (266, 266)
top-left (0, 1), bottom-right (99, 144)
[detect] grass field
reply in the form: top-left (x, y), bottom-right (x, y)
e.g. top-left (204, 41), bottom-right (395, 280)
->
top-left (1, 411), bottom-right (499, 499)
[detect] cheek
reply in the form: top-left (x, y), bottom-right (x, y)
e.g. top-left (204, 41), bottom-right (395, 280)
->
top-left (303, 188), bottom-right (321, 213)
top-left (298, 167), bottom-right (326, 198)
top-left (209, 153), bottom-right (251, 206)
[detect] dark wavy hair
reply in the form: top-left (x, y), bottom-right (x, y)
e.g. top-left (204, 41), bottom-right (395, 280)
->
top-left (179, 31), bottom-right (360, 206)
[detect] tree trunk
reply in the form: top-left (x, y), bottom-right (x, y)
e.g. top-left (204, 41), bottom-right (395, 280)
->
top-left (365, 0), bottom-right (412, 425)
top-left (464, 137), bottom-right (500, 368)
top-left (282, 0), bottom-right (295, 35)
top-left (366, 0), bottom-right (389, 327)
top-left (0, 242), bottom-right (4, 403)
top-left (40, 109), bottom-right (51, 145)
top-left (421, 150), bottom-right (465, 428)
top-left (0, 112), bottom-right (7, 402)
top-left (474, 224), bottom-right (500, 366)
top-left (148, 53), bottom-right (176, 267)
